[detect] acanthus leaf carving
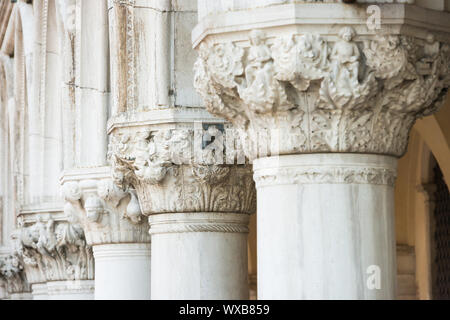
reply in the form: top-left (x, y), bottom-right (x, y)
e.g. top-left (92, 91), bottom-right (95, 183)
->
top-left (12, 213), bottom-right (94, 283)
top-left (194, 28), bottom-right (450, 158)
top-left (108, 127), bottom-right (256, 216)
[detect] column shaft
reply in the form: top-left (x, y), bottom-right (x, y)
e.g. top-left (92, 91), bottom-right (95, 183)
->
top-left (150, 212), bottom-right (250, 300)
top-left (93, 243), bottom-right (151, 300)
top-left (254, 154), bottom-right (397, 299)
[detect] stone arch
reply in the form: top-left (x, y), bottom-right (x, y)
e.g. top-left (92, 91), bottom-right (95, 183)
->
top-left (414, 95), bottom-right (450, 189)
top-left (394, 93), bottom-right (450, 299)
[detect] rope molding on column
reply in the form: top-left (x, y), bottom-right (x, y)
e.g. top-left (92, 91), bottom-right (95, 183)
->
top-left (149, 223), bottom-right (249, 235)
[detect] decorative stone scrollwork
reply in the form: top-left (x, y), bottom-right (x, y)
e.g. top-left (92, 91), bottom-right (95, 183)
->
top-left (194, 28), bottom-right (450, 158)
top-left (109, 127), bottom-right (256, 215)
top-left (0, 254), bottom-right (30, 294)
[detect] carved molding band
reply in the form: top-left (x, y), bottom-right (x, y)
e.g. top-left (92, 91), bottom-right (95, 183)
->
top-left (194, 28), bottom-right (450, 159)
top-left (253, 166), bottom-right (397, 188)
top-left (253, 153), bottom-right (398, 187)
top-left (149, 223), bottom-right (249, 235)
top-left (148, 212), bottom-right (250, 235)
top-left (46, 279), bottom-right (95, 296)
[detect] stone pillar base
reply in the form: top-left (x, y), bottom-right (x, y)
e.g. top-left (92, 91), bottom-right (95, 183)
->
top-left (254, 153), bottom-right (398, 299)
top-left (47, 280), bottom-right (95, 300)
top-left (93, 243), bottom-right (151, 300)
top-left (149, 212), bottom-right (250, 300)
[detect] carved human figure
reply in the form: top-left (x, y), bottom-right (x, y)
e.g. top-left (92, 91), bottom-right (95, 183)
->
top-left (245, 30), bottom-right (273, 88)
top-left (330, 27), bottom-right (360, 93)
top-left (298, 35), bottom-right (317, 59)
top-left (423, 33), bottom-right (440, 62)
top-left (84, 196), bottom-right (104, 223)
top-left (417, 33), bottom-right (440, 75)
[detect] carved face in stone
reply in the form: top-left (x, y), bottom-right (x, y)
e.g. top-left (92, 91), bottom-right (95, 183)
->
top-left (426, 33), bottom-right (436, 44)
top-left (84, 196), bottom-right (103, 223)
top-left (339, 27), bottom-right (355, 42)
top-left (249, 30), bottom-right (265, 46)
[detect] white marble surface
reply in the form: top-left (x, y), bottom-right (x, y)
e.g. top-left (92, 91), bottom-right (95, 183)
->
top-left (46, 280), bottom-right (94, 300)
top-left (31, 283), bottom-right (49, 300)
top-left (93, 243), bottom-right (151, 300)
top-left (149, 212), bottom-right (250, 300)
top-left (254, 154), bottom-right (398, 299)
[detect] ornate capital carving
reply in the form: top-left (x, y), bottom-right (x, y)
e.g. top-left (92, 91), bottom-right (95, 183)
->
top-left (109, 127), bottom-right (256, 215)
top-left (194, 28), bottom-right (450, 158)
top-left (11, 214), bottom-right (94, 284)
top-left (0, 254), bottom-right (30, 294)
top-left (61, 167), bottom-right (151, 246)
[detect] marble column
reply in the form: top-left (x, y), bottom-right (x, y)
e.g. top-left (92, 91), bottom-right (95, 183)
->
top-left (61, 167), bottom-right (151, 300)
top-left (107, 0), bottom-right (256, 300)
top-left (193, 1), bottom-right (450, 299)
top-left (109, 128), bottom-right (256, 300)
top-left (254, 153), bottom-right (397, 299)
top-left (150, 212), bottom-right (250, 299)
top-left (93, 243), bottom-right (151, 300)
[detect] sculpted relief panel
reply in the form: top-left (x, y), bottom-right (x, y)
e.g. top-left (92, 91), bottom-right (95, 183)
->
top-left (194, 28), bottom-right (450, 159)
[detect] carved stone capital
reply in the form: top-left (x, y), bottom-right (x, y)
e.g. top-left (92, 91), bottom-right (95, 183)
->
top-left (60, 167), bottom-right (151, 246)
top-left (11, 214), bottom-right (94, 284)
top-left (0, 254), bottom-right (31, 294)
top-left (109, 126), bottom-right (256, 215)
top-left (194, 27), bottom-right (450, 159)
